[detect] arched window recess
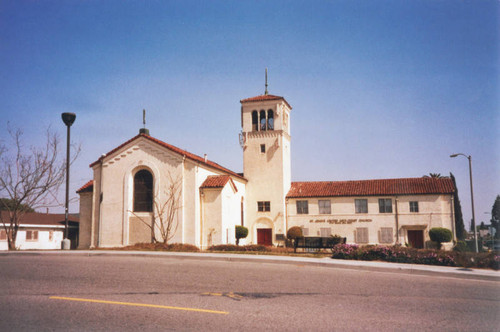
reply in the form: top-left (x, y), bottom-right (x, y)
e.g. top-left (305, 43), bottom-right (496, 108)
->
top-left (267, 109), bottom-right (274, 130)
top-left (134, 169), bottom-right (153, 212)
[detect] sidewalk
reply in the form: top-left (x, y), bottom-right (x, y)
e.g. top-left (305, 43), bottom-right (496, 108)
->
top-left (5, 250), bottom-right (499, 281)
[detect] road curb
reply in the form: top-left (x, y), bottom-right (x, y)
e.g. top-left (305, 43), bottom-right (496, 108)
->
top-left (3, 250), bottom-right (499, 281)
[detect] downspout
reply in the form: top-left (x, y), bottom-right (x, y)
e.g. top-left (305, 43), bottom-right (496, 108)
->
top-left (394, 197), bottom-right (399, 244)
top-left (182, 155), bottom-right (186, 243)
top-left (200, 189), bottom-right (204, 250)
top-left (450, 195), bottom-right (456, 242)
top-left (97, 156), bottom-right (104, 247)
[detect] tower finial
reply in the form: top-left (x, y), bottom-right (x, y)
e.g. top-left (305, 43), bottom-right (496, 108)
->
top-left (140, 109), bottom-right (150, 135)
top-left (265, 68), bottom-right (268, 95)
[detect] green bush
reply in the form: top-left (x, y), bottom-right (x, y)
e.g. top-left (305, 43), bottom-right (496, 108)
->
top-left (287, 226), bottom-right (303, 253)
top-left (453, 241), bottom-right (468, 252)
top-left (429, 227), bottom-right (453, 250)
top-left (235, 226), bottom-right (249, 245)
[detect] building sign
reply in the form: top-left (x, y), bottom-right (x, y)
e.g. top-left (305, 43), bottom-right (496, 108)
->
top-left (309, 218), bottom-right (372, 224)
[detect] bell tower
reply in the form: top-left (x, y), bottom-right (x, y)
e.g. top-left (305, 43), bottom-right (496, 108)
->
top-left (240, 73), bottom-right (292, 245)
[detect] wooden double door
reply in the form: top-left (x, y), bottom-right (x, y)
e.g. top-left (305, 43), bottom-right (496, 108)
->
top-left (257, 228), bottom-right (272, 246)
top-left (407, 230), bottom-right (424, 249)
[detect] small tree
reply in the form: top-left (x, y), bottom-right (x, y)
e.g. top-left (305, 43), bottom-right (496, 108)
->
top-left (131, 173), bottom-right (182, 244)
top-left (429, 227), bottom-right (453, 250)
top-left (450, 173), bottom-right (466, 241)
top-left (235, 225), bottom-right (248, 245)
top-left (0, 128), bottom-right (78, 250)
top-left (490, 195), bottom-right (500, 240)
top-left (287, 226), bottom-right (303, 253)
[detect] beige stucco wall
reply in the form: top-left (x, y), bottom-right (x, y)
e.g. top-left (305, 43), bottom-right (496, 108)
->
top-left (77, 191), bottom-right (92, 249)
top-left (287, 194), bottom-right (454, 248)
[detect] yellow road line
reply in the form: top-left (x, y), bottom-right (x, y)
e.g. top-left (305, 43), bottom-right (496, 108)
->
top-left (49, 296), bottom-right (228, 315)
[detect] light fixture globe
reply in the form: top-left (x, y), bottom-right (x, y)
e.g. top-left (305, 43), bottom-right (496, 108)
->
top-left (61, 112), bottom-right (76, 127)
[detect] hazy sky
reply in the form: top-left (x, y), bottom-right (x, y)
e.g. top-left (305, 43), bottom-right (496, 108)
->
top-left (1, 1), bottom-right (498, 229)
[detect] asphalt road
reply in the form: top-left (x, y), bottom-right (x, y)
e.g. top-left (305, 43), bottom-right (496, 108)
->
top-left (0, 254), bottom-right (498, 331)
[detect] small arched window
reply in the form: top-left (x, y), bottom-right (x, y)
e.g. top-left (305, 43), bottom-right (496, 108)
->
top-left (134, 169), bottom-right (153, 212)
top-left (267, 110), bottom-right (274, 130)
top-left (252, 111), bottom-right (258, 131)
top-left (260, 110), bottom-right (267, 131)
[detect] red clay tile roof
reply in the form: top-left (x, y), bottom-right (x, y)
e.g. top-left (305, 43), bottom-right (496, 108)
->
top-left (200, 175), bottom-right (238, 192)
top-left (76, 180), bottom-right (93, 194)
top-left (286, 177), bottom-right (455, 198)
top-left (240, 94), bottom-right (292, 109)
top-left (0, 211), bottom-right (79, 226)
top-left (89, 134), bottom-right (246, 181)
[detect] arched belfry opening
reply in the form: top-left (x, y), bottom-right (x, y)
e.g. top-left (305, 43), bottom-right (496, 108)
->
top-left (267, 110), bottom-right (274, 130)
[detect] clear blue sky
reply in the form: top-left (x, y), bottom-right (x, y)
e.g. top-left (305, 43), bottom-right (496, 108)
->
top-left (1, 1), bottom-right (498, 229)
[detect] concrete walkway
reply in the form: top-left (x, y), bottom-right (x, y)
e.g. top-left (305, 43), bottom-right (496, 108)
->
top-left (5, 250), bottom-right (499, 281)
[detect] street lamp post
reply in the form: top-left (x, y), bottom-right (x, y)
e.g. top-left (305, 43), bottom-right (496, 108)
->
top-left (450, 153), bottom-right (478, 253)
top-left (61, 112), bottom-right (76, 250)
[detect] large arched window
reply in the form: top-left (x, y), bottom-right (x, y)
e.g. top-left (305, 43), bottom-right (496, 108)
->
top-left (267, 110), bottom-right (274, 130)
top-left (134, 170), bottom-right (153, 212)
top-left (252, 111), bottom-right (258, 131)
top-left (260, 110), bottom-right (267, 131)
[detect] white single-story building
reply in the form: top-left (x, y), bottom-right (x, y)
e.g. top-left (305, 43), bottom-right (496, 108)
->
top-left (0, 211), bottom-right (79, 250)
top-left (77, 88), bottom-right (456, 249)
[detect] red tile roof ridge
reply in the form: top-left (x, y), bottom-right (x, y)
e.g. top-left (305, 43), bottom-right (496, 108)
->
top-left (89, 134), bottom-right (246, 181)
top-left (200, 175), bottom-right (238, 192)
top-left (287, 177), bottom-right (455, 198)
top-left (240, 94), bottom-right (292, 109)
top-left (76, 180), bottom-right (94, 193)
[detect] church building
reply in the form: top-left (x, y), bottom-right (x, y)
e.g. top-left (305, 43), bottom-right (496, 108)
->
top-left (77, 87), bottom-right (456, 250)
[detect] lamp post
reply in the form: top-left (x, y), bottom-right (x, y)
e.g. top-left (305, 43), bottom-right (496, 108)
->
top-left (450, 153), bottom-right (478, 253)
top-left (61, 112), bottom-right (76, 250)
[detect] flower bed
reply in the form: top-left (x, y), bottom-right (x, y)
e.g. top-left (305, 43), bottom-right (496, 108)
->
top-left (331, 244), bottom-right (499, 270)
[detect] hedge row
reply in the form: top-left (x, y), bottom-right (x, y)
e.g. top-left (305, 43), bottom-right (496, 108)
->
top-left (331, 244), bottom-right (500, 270)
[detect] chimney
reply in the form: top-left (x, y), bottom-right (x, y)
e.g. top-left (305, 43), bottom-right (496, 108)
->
top-left (204, 154), bottom-right (208, 163)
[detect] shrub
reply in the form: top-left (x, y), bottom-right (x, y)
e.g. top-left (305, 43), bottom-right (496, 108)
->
top-left (287, 226), bottom-right (303, 253)
top-left (453, 241), bottom-right (468, 252)
top-left (429, 227), bottom-right (453, 250)
top-left (235, 226), bottom-right (249, 245)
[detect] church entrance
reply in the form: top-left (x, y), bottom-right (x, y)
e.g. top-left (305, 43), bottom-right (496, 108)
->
top-left (407, 230), bottom-right (424, 249)
top-left (257, 228), bottom-right (272, 246)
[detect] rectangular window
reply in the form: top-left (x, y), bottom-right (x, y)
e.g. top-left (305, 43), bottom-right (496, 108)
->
top-left (301, 227), bottom-right (309, 236)
top-left (378, 198), bottom-right (393, 213)
top-left (380, 228), bottom-right (393, 243)
top-left (318, 200), bottom-right (331, 214)
top-left (257, 201), bottom-right (270, 212)
top-left (320, 227), bottom-right (331, 237)
top-left (355, 199), bottom-right (368, 213)
top-left (26, 230), bottom-right (38, 241)
top-left (260, 144), bottom-right (266, 153)
top-left (296, 200), bottom-right (309, 214)
top-left (409, 201), bottom-right (419, 213)
top-left (356, 228), bottom-right (369, 244)
top-left (0, 230), bottom-right (6, 241)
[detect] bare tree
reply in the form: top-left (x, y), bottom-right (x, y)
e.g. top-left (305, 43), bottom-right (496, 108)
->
top-left (0, 128), bottom-right (78, 250)
top-left (131, 173), bottom-right (182, 244)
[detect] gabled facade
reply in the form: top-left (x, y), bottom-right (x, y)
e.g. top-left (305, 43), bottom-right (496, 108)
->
top-left (78, 88), bottom-right (456, 249)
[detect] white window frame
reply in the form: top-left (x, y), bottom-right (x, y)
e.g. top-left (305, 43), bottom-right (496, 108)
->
top-left (318, 200), bottom-right (331, 214)
top-left (378, 198), bottom-right (393, 213)
top-left (355, 199), bottom-right (368, 214)
top-left (380, 227), bottom-right (393, 244)
top-left (296, 200), bottom-right (309, 214)
top-left (409, 201), bottom-right (419, 213)
top-left (356, 227), bottom-right (369, 244)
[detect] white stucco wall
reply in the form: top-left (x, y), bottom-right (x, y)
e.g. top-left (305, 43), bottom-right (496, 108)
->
top-left (0, 227), bottom-right (64, 250)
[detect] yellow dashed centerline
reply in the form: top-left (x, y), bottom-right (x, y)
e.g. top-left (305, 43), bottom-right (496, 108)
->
top-left (49, 296), bottom-right (229, 315)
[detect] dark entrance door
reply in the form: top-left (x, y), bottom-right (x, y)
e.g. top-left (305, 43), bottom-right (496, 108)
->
top-left (407, 230), bottom-right (424, 249)
top-left (257, 228), bottom-right (272, 246)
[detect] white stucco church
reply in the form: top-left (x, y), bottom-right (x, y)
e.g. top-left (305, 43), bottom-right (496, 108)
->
top-left (77, 86), bottom-right (456, 249)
